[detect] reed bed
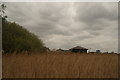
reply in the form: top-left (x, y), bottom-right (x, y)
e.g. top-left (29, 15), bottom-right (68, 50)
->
top-left (2, 52), bottom-right (118, 78)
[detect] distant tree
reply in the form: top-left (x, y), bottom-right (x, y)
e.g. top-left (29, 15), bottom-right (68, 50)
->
top-left (2, 4), bottom-right (46, 53)
top-left (2, 21), bottom-right (46, 53)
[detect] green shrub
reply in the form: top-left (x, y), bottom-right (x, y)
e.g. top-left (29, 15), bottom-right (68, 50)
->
top-left (2, 18), bottom-right (45, 53)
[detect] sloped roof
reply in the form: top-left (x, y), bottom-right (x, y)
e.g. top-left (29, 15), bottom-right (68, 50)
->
top-left (70, 46), bottom-right (88, 50)
top-left (57, 48), bottom-right (64, 51)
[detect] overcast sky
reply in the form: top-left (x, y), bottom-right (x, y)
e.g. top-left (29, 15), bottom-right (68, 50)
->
top-left (5, 2), bottom-right (118, 52)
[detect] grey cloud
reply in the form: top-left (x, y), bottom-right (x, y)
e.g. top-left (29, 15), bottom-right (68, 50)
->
top-left (4, 2), bottom-right (118, 52)
top-left (75, 3), bottom-right (118, 24)
top-left (73, 3), bottom-right (118, 38)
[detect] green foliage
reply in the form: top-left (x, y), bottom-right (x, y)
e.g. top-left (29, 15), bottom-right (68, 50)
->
top-left (2, 19), bottom-right (46, 53)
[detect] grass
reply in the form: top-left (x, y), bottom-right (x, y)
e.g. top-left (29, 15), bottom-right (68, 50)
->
top-left (2, 52), bottom-right (118, 78)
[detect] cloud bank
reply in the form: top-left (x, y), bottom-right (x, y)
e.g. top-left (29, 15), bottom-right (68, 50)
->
top-left (5, 2), bottom-right (118, 52)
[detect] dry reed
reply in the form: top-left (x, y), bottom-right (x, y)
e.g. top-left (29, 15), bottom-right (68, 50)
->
top-left (2, 52), bottom-right (118, 78)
